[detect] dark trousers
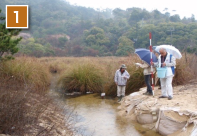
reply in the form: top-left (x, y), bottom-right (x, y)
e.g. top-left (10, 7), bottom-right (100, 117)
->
top-left (145, 75), bottom-right (152, 93)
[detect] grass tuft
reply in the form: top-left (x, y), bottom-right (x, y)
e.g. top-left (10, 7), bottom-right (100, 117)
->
top-left (58, 63), bottom-right (104, 94)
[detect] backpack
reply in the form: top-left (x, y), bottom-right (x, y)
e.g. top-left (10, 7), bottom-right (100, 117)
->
top-left (170, 54), bottom-right (175, 75)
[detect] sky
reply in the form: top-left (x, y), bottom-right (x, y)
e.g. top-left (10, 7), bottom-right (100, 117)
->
top-left (66, 0), bottom-right (196, 19)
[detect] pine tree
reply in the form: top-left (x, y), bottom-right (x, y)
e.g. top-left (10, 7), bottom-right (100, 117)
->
top-left (0, 9), bottom-right (22, 58)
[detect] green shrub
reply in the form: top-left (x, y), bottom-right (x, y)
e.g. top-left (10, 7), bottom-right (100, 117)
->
top-left (58, 63), bottom-right (104, 94)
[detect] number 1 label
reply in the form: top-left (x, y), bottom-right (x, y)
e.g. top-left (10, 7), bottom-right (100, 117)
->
top-left (6, 5), bottom-right (29, 29)
top-left (14, 11), bottom-right (19, 23)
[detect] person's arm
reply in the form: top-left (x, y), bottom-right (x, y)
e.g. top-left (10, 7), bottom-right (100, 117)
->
top-left (151, 61), bottom-right (158, 67)
top-left (114, 70), bottom-right (118, 85)
top-left (136, 62), bottom-right (149, 68)
top-left (140, 62), bottom-right (149, 68)
top-left (166, 55), bottom-right (176, 67)
top-left (124, 71), bottom-right (130, 79)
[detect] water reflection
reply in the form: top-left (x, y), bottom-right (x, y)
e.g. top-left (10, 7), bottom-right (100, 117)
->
top-left (49, 74), bottom-right (161, 136)
top-left (64, 94), bottom-right (157, 136)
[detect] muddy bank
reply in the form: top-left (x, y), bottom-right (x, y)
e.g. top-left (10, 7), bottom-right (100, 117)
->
top-left (118, 82), bottom-right (197, 136)
top-left (0, 77), bottom-right (72, 136)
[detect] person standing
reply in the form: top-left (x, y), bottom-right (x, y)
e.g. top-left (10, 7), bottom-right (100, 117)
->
top-left (136, 61), bottom-right (155, 96)
top-left (152, 48), bottom-right (176, 100)
top-left (114, 64), bottom-right (130, 102)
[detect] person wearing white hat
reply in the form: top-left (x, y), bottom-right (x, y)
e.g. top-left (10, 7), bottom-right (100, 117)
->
top-left (151, 48), bottom-right (176, 100)
top-left (114, 64), bottom-right (130, 102)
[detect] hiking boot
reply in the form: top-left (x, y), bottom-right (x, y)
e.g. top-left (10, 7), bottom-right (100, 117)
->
top-left (168, 96), bottom-right (173, 100)
top-left (121, 95), bottom-right (124, 100)
top-left (117, 96), bottom-right (122, 102)
top-left (143, 92), bottom-right (149, 95)
top-left (143, 92), bottom-right (153, 96)
top-left (159, 96), bottom-right (167, 98)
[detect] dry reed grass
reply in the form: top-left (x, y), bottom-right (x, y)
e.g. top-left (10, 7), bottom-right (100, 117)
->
top-left (0, 57), bottom-right (50, 92)
top-left (0, 57), bottom-right (73, 135)
top-left (42, 54), bottom-right (197, 96)
top-left (173, 53), bottom-right (197, 85)
top-left (0, 54), bottom-right (196, 135)
top-left (45, 56), bottom-right (146, 96)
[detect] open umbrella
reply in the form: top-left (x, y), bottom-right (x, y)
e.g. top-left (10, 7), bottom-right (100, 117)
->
top-left (153, 45), bottom-right (182, 59)
top-left (135, 48), bottom-right (158, 65)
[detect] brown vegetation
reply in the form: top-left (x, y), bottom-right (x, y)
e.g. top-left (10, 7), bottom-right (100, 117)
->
top-left (0, 54), bottom-right (196, 135)
top-left (58, 63), bottom-right (104, 94)
top-left (42, 54), bottom-right (197, 96)
top-left (0, 57), bottom-right (73, 135)
top-left (173, 53), bottom-right (197, 85)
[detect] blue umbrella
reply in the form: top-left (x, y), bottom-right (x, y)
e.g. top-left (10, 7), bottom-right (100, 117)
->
top-left (135, 48), bottom-right (158, 65)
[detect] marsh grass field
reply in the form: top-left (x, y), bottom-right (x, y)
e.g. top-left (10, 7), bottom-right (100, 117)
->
top-left (42, 56), bottom-right (145, 96)
top-left (40, 54), bottom-right (197, 96)
top-left (0, 54), bottom-right (196, 135)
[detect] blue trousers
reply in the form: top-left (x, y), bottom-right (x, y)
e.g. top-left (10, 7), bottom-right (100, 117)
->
top-left (145, 75), bottom-right (152, 93)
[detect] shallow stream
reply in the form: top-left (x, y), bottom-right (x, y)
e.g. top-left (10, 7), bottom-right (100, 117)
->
top-left (63, 94), bottom-right (161, 136)
top-left (50, 74), bottom-right (161, 136)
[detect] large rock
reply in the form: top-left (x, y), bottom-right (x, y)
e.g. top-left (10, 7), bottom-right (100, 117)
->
top-left (155, 107), bottom-right (189, 135)
top-left (118, 86), bottom-right (197, 136)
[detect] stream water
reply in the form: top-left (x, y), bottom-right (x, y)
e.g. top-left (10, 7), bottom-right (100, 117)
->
top-left (58, 94), bottom-right (161, 136)
top-left (50, 75), bottom-right (161, 136)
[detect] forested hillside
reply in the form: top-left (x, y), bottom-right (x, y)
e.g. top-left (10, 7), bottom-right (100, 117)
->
top-left (0, 0), bottom-right (197, 57)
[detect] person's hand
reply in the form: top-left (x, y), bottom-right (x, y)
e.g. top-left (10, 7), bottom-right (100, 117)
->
top-left (115, 82), bottom-right (118, 86)
top-left (151, 62), bottom-right (154, 66)
top-left (124, 76), bottom-right (127, 79)
top-left (135, 63), bottom-right (140, 68)
top-left (162, 63), bottom-right (166, 67)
